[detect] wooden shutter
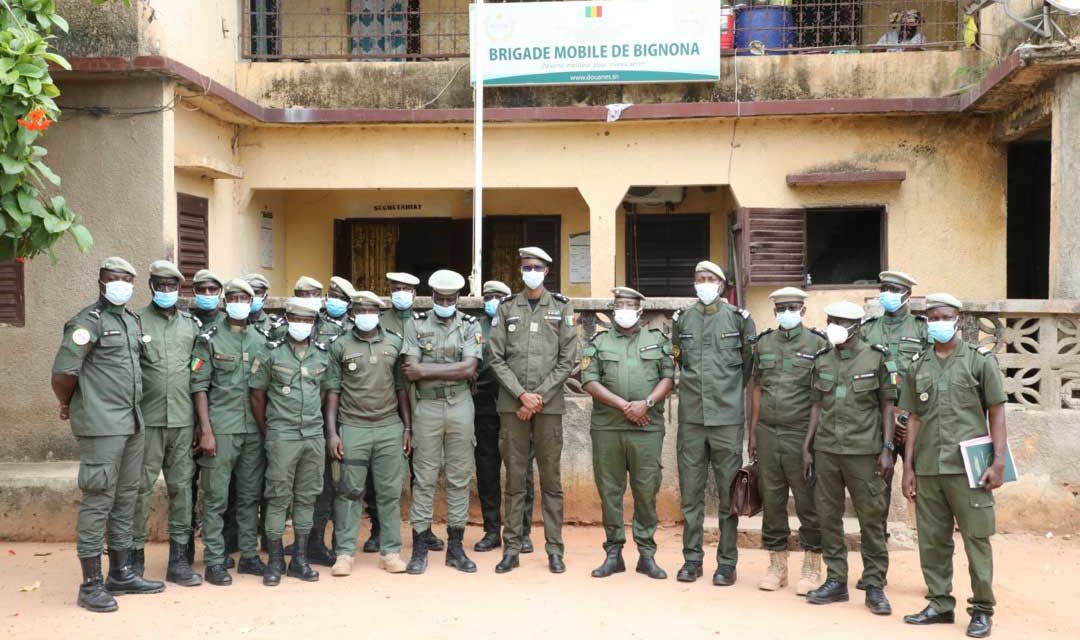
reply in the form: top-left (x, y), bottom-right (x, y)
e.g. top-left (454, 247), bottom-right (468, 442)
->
top-left (735, 207), bottom-right (806, 287)
top-left (523, 216), bottom-right (561, 291)
top-left (177, 193), bottom-right (209, 294)
top-left (626, 213), bottom-right (709, 297)
top-left (0, 260), bottom-right (25, 327)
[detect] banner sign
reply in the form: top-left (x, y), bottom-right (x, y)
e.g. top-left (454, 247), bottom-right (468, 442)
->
top-left (470, 0), bottom-right (721, 86)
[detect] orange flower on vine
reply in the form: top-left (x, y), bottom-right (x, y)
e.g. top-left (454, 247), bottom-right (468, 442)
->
top-left (18, 108), bottom-right (52, 132)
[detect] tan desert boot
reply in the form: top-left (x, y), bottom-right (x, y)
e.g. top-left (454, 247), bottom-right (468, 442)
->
top-left (796, 551), bottom-right (822, 596)
top-left (331, 555), bottom-right (354, 577)
top-left (758, 550), bottom-right (789, 591)
top-left (379, 552), bottom-right (407, 573)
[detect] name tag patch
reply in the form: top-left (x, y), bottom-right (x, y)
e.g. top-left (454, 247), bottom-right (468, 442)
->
top-left (721, 331), bottom-right (740, 339)
top-left (853, 372), bottom-right (876, 380)
top-left (796, 352), bottom-right (816, 360)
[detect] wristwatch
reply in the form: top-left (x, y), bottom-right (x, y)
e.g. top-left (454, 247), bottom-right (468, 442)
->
top-left (883, 441), bottom-right (896, 452)
top-left (645, 398), bottom-right (655, 408)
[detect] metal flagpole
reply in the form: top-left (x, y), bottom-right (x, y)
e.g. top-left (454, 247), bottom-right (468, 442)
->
top-left (470, 0), bottom-right (485, 297)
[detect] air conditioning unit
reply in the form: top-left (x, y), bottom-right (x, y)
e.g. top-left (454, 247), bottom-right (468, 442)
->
top-left (623, 186), bottom-right (686, 206)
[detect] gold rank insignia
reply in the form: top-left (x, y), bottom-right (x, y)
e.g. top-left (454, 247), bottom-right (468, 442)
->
top-left (476, 334), bottom-right (483, 344)
top-left (672, 344), bottom-right (681, 359)
top-left (580, 356), bottom-right (591, 369)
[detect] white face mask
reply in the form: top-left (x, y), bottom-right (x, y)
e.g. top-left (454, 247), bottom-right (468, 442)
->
top-left (226, 302), bottom-right (251, 321)
top-left (353, 313), bottom-right (379, 332)
top-left (522, 269), bottom-right (546, 290)
top-left (390, 290), bottom-right (414, 310)
top-left (102, 280), bottom-right (134, 306)
top-left (694, 282), bottom-right (720, 305)
top-left (826, 323), bottom-right (851, 346)
top-left (613, 308), bottom-right (641, 329)
top-left (287, 321), bottom-right (313, 342)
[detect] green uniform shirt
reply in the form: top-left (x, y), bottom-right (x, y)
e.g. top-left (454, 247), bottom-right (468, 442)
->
top-left (193, 308), bottom-right (223, 329)
top-left (325, 327), bottom-right (406, 427)
top-left (861, 310), bottom-right (929, 403)
top-left (899, 342), bottom-right (1007, 476)
top-left (811, 340), bottom-right (899, 455)
top-left (190, 321), bottom-right (263, 435)
top-left (137, 304), bottom-right (199, 428)
top-left (403, 311), bottom-right (484, 394)
top-left (752, 325), bottom-right (830, 432)
top-left (315, 311), bottom-right (348, 343)
top-left (671, 301), bottom-right (756, 426)
top-left (52, 300), bottom-right (145, 437)
top-left (380, 307), bottom-right (415, 339)
top-left (249, 339), bottom-right (330, 440)
top-left (489, 290), bottom-right (579, 414)
top-left (474, 314), bottom-right (500, 417)
top-left (250, 309), bottom-right (286, 341)
top-left (581, 326), bottom-right (674, 432)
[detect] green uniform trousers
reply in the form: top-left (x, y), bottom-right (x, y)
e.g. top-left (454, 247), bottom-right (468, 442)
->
top-left (312, 452), bottom-right (336, 531)
top-left (500, 412), bottom-right (565, 555)
top-left (134, 425), bottom-right (195, 548)
top-left (333, 422), bottom-right (407, 555)
top-left (475, 413), bottom-right (534, 535)
top-left (757, 424), bottom-right (821, 552)
top-left (199, 433), bottom-right (265, 567)
top-left (76, 432), bottom-right (145, 558)
top-left (677, 422), bottom-right (743, 566)
top-left (815, 451), bottom-right (888, 587)
top-left (410, 397), bottom-right (476, 532)
top-left (915, 474), bottom-right (996, 615)
top-left (591, 430), bottom-right (663, 556)
top-left (264, 437), bottom-right (325, 538)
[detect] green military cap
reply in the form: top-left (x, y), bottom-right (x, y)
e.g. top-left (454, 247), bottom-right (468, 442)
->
top-left (223, 278), bottom-right (255, 297)
top-left (294, 275), bottom-right (323, 292)
top-left (695, 260), bottom-right (726, 281)
top-left (925, 292), bottom-right (962, 311)
top-left (611, 286), bottom-right (646, 301)
top-left (519, 246), bottom-right (553, 263)
top-left (879, 270), bottom-right (918, 289)
top-left (329, 276), bottom-right (357, 299)
top-left (193, 269), bottom-right (223, 287)
top-left (824, 301), bottom-right (865, 321)
top-left (244, 273), bottom-right (270, 289)
top-left (285, 299), bottom-right (319, 318)
top-left (386, 272), bottom-right (420, 286)
top-left (148, 259), bottom-right (184, 282)
top-left (351, 290), bottom-right (386, 309)
top-left (482, 280), bottom-right (512, 297)
top-left (428, 269), bottom-right (466, 295)
top-left (101, 256), bottom-right (136, 276)
top-left (768, 286), bottom-right (808, 304)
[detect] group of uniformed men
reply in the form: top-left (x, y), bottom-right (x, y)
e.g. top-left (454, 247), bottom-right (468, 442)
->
top-left (52, 248), bottom-right (1006, 638)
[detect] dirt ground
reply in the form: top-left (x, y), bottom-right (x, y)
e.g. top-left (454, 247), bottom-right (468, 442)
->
top-left (1, 526), bottom-right (1077, 640)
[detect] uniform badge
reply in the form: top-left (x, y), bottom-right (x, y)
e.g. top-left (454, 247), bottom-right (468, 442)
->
top-left (672, 344), bottom-right (681, 359)
top-left (476, 334), bottom-right (483, 345)
top-left (491, 317), bottom-right (498, 326)
top-left (564, 315), bottom-right (576, 327)
top-left (190, 357), bottom-right (205, 373)
top-left (369, 355), bottom-right (378, 364)
top-left (919, 392), bottom-right (929, 402)
top-left (423, 343), bottom-right (433, 352)
top-left (141, 335), bottom-right (152, 344)
top-left (72, 328), bottom-right (91, 346)
top-left (348, 362), bottom-right (358, 371)
top-left (580, 356), bottom-right (591, 369)
top-left (508, 324), bottom-right (517, 333)
top-left (282, 385), bottom-right (292, 395)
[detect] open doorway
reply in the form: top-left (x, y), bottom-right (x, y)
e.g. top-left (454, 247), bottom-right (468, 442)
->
top-left (1006, 139), bottom-right (1050, 299)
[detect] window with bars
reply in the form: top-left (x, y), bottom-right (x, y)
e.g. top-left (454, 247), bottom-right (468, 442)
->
top-left (792, 0), bottom-right (863, 49)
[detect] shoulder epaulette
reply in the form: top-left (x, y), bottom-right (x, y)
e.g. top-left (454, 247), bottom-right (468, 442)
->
top-left (814, 345), bottom-right (832, 357)
top-left (810, 327), bottom-right (828, 340)
top-left (551, 292), bottom-right (570, 304)
top-left (871, 343), bottom-right (890, 356)
top-left (861, 315), bottom-right (876, 325)
top-left (266, 337), bottom-right (286, 350)
top-left (413, 311), bottom-right (426, 320)
top-left (648, 327), bottom-right (669, 340)
top-left (977, 345), bottom-right (993, 356)
top-left (914, 315), bottom-right (928, 322)
top-left (672, 306), bottom-right (690, 323)
top-left (385, 328), bottom-right (403, 340)
top-left (314, 340), bottom-right (330, 351)
top-left (461, 313), bottom-right (477, 324)
top-left (755, 328), bottom-right (774, 342)
top-left (87, 304), bottom-right (103, 320)
top-left (589, 328), bottom-right (609, 342)
top-left (197, 324), bottom-right (219, 343)
top-left (737, 307), bottom-right (750, 320)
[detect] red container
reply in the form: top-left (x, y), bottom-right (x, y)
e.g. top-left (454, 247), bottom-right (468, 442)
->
top-left (721, 9), bottom-right (735, 50)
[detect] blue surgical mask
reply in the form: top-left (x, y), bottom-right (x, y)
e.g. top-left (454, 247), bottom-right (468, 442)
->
top-left (391, 290), bottom-right (414, 310)
top-left (251, 296), bottom-right (265, 313)
top-left (195, 294), bottom-right (219, 311)
top-left (325, 297), bottom-right (349, 318)
top-left (353, 313), bottom-right (379, 332)
top-left (484, 298), bottom-right (500, 317)
top-left (153, 290), bottom-right (178, 309)
top-left (776, 310), bottom-right (801, 330)
top-left (226, 302), bottom-right (251, 321)
top-left (879, 291), bottom-right (905, 313)
top-left (288, 321), bottom-right (313, 342)
top-left (927, 319), bottom-right (957, 344)
top-left (432, 303), bottom-right (456, 318)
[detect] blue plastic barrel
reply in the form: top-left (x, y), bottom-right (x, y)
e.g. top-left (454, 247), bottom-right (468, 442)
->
top-left (734, 6), bottom-right (794, 54)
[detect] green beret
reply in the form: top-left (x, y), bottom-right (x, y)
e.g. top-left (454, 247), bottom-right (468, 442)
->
top-left (101, 256), bottom-right (136, 277)
top-left (293, 276), bottom-right (323, 292)
top-left (244, 273), bottom-right (270, 289)
top-left (482, 280), bottom-right (512, 297)
top-left (695, 260), bottom-right (725, 281)
top-left (351, 290), bottom-right (386, 309)
top-left (768, 286), bottom-right (807, 304)
top-left (329, 276), bottom-right (357, 299)
top-left (519, 246), bottom-right (553, 263)
top-left (824, 301), bottom-right (865, 321)
top-left (386, 272), bottom-right (420, 286)
top-left (148, 260), bottom-right (184, 282)
top-left (428, 269), bottom-right (466, 294)
top-left (925, 292), bottom-right (962, 311)
top-left (224, 278), bottom-right (254, 297)
top-left (879, 270), bottom-right (918, 289)
top-left (193, 269), bottom-right (223, 287)
top-left (611, 286), bottom-right (645, 301)
top-left (285, 299), bottom-right (319, 318)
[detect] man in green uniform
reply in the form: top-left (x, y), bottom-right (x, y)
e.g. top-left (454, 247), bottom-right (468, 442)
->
top-left (901, 293), bottom-right (1006, 639)
top-left (473, 280), bottom-right (537, 554)
top-left (246, 272), bottom-right (285, 341)
top-left (191, 269), bottom-right (224, 326)
top-left (249, 300), bottom-right (331, 586)
top-left (802, 301), bottom-right (897, 615)
top-left (490, 247), bottom-right (578, 575)
top-left (131, 260), bottom-right (202, 586)
top-left (671, 260), bottom-right (755, 586)
top-left (192, 278), bottom-right (268, 586)
top-left (51, 257), bottom-right (165, 612)
top-left (748, 287), bottom-right (829, 595)
top-left (324, 290), bottom-right (411, 576)
top-left (582, 287), bottom-right (674, 580)
top-left (401, 270), bottom-right (483, 575)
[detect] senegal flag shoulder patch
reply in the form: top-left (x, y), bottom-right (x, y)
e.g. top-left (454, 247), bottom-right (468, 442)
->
top-left (190, 356), bottom-right (205, 373)
top-left (564, 315), bottom-right (576, 328)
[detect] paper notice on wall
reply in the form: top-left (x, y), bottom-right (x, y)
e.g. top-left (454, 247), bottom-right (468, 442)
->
top-left (569, 232), bottom-right (590, 284)
top-left (260, 212), bottom-right (273, 269)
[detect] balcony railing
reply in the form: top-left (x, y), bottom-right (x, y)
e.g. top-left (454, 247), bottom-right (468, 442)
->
top-left (241, 1), bottom-right (965, 62)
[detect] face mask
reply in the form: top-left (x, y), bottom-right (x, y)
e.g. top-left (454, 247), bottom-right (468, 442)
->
top-left (826, 323), bottom-right (851, 346)
top-left (695, 282), bottom-right (720, 305)
top-left (522, 270), bottom-right (546, 290)
top-left (613, 308), bottom-right (640, 329)
top-left (102, 280), bottom-right (134, 306)
top-left (226, 302), bottom-right (251, 321)
top-left (296, 296), bottom-right (322, 313)
top-left (391, 290), bottom-right (414, 310)
top-left (353, 313), bottom-right (379, 332)
top-left (776, 310), bottom-right (801, 330)
top-left (927, 319), bottom-right (957, 344)
top-left (287, 321), bottom-right (313, 342)
top-left (879, 291), bottom-right (905, 313)
top-left (325, 297), bottom-right (349, 318)
top-left (251, 296), bottom-right (265, 314)
top-left (195, 294), bottom-right (219, 311)
top-left (152, 290), bottom-right (178, 309)
top-left (432, 303), bottom-right (456, 318)
top-left (484, 299), bottom-right (500, 318)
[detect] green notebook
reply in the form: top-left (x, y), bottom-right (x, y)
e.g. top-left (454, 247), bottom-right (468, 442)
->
top-left (959, 436), bottom-right (1018, 489)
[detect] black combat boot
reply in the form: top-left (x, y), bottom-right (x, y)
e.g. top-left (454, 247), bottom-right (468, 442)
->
top-left (712, 564), bottom-right (737, 586)
top-left (183, 533), bottom-right (195, 566)
top-left (263, 538), bottom-right (285, 587)
top-left (865, 586), bottom-right (892, 615)
top-left (420, 528), bottom-right (445, 551)
top-left (166, 539), bottom-right (203, 586)
top-left (636, 556), bottom-right (668, 580)
top-left (204, 563), bottom-right (232, 586)
top-left (406, 529), bottom-right (430, 575)
top-left (520, 535), bottom-right (534, 554)
top-left (287, 532), bottom-right (320, 582)
top-left (677, 561), bottom-right (703, 583)
top-left (306, 524), bottom-right (336, 567)
top-left (78, 555), bottom-right (118, 612)
top-left (445, 527), bottom-right (477, 573)
top-left (495, 550), bottom-right (520, 574)
top-left (474, 530), bottom-right (501, 552)
top-left (591, 545), bottom-right (626, 578)
top-left (363, 513), bottom-right (381, 553)
top-left (966, 612), bottom-right (992, 638)
top-left (105, 548), bottom-right (165, 595)
top-left (237, 555), bottom-right (267, 576)
top-left (130, 548), bottom-right (145, 578)
top-left (807, 579), bottom-right (850, 604)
